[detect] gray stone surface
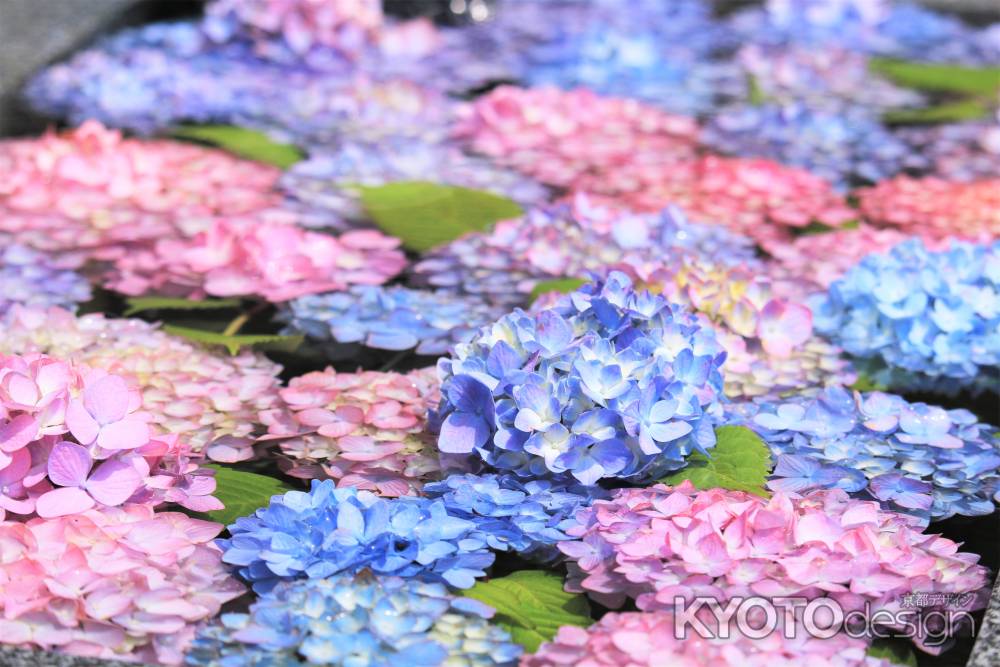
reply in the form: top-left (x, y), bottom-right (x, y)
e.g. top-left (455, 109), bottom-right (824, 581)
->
top-left (0, 646), bottom-right (141, 667)
top-left (969, 574), bottom-right (1000, 667)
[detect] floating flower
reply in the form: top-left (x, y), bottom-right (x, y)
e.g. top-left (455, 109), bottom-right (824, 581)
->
top-left (104, 219), bottom-right (406, 302)
top-left (855, 176), bottom-right (1000, 244)
top-left (219, 480), bottom-right (495, 593)
top-left (258, 367), bottom-right (441, 496)
top-left (811, 239), bottom-right (1000, 393)
top-left (728, 386), bottom-right (1000, 521)
top-left (186, 574), bottom-right (520, 667)
top-left (560, 482), bottom-right (990, 651)
top-left (424, 473), bottom-right (607, 564)
top-left (0, 244), bottom-right (91, 315)
top-left (523, 610), bottom-right (896, 667)
top-left (0, 307), bottom-right (285, 462)
top-left (0, 506), bottom-right (244, 665)
top-left (435, 272), bottom-right (726, 484)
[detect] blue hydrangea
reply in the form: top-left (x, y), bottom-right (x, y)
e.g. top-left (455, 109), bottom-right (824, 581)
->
top-left (279, 286), bottom-right (511, 356)
top-left (185, 574), bottom-right (521, 667)
top-left (0, 244), bottom-right (91, 315)
top-left (727, 386), bottom-right (1000, 523)
top-left (433, 272), bottom-right (727, 485)
top-left (423, 473), bottom-right (607, 563)
top-left (811, 239), bottom-right (1000, 393)
top-left (219, 481), bottom-right (495, 594)
top-left (701, 104), bottom-right (924, 189)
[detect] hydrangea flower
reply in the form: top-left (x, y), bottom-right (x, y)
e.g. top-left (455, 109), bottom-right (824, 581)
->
top-left (728, 386), bottom-right (1000, 521)
top-left (186, 574), bottom-right (520, 667)
top-left (104, 219), bottom-right (406, 302)
top-left (0, 245), bottom-right (91, 315)
top-left (423, 473), bottom-right (607, 564)
top-left (258, 367), bottom-right (441, 497)
top-left (523, 610), bottom-right (897, 667)
top-left (280, 140), bottom-right (550, 228)
top-left (434, 272), bottom-right (726, 484)
top-left (811, 239), bottom-right (1000, 392)
top-left (453, 85), bottom-right (700, 190)
top-left (279, 286), bottom-right (511, 356)
top-left (855, 176), bottom-right (1000, 244)
top-left (613, 258), bottom-right (856, 398)
top-left (219, 480), bottom-right (495, 593)
top-left (0, 307), bottom-right (285, 462)
top-left (0, 353), bottom-right (222, 519)
top-left (701, 104), bottom-right (922, 190)
top-left (411, 195), bottom-right (760, 308)
top-left (572, 156), bottom-right (856, 248)
top-left (896, 121), bottom-right (1000, 183)
top-left (560, 482), bottom-right (990, 651)
top-left (0, 506), bottom-right (244, 665)
top-left (0, 121), bottom-right (282, 260)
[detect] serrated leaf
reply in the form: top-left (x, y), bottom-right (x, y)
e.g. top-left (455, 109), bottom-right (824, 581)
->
top-left (883, 99), bottom-right (989, 125)
top-left (530, 278), bottom-right (588, 303)
top-left (163, 325), bottom-right (303, 356)
top-left (358, 181), bottom-right (523, 252)
top-left (171, 125), bottom-right (303, 168)
top-left (195, 464), bottom-right (294, 526)
top-left (660, 425), bottom-right (772, 497)
top-left (869, 58), bottom-right (1000, 96)
top-left (463, 570), bottom-right (592, 652)
top-left (124, 296), bottom-right (242, 316)
top-left (867, 639), bottom-right (918, 667)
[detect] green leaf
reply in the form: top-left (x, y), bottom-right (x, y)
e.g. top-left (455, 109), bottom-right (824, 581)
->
top-left (163, 325), bottom-right (303, 356)
top-left (124, 296), bottom-right (242, 317)
top-left (867, 639), bottom-right (918, 667)
top-left (195, 464), bottom-right (294, 526)
top-left (358, 181), bottom-right (523, 252)
top-left (849, 373), bottom-right (888, 393)
top-left (791, 219), bottom-right (860, 237)
top-left (869, 58), bottom-right (1000, 96)
top-left (529, 278), bottom-right (588, 303)
top-left (170, 125), bottom-right (303, 168)
top-left (660, 425), bottom-right (772, 497)
top-left (883, 99), bottom-right (990, 125)
top-left (747, 74), bottom-right (768, 106)
top-left (463, 571), bottom-right (592, 652)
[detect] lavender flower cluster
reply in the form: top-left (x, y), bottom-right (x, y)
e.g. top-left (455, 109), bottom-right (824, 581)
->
top-left (0, 244), bottom-right (91, 315)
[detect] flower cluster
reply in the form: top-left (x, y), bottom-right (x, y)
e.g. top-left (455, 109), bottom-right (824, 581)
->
top-left (617, 258), bottom-right (856, 398)
top-left (219, 480), bottom-right (495, 593)
top-left (435, 272), bottom-right (726, 484)
top-left (258, 367), bottom-right (441, 496)
top-left (811, 239), bottom-right (1000, 392)
top-left (424, 473), bottom-right (606, 564)
top-left (572, 156), bottom-right (856, 248)
top-left (0, 307), bottom-right (285, 462)
top-left (701, 104), bottom-right (922, 189)
top-left (0, 353), bottom-right (221, 519)
top-left (0, 506), bottom-right (244, 664)
top-left (0, 121), bottom-right (282, 260)
top-left (856, 176), bottom-right (1000, 244)
top-left (728, 386), bottom-right (1000, 521)
top-left (523, 610), bottom-right (896, 667)
top-left (186, 574), bottom-right (521, 667)
top-left (560, 482), bottom-right (990, 650)
top-left (453, 86), bottom-right (701, 189)
top-left (0, 244), bottom-right (91, 315)
top-left (896, 121), bottom-right (1000, 183)
top-left (279, 286), bottom-right (511, 356)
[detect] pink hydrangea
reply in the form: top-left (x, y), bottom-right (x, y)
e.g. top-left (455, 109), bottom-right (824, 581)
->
top-left (0, 121), bottom-right (282, 262)
top-left (855, 176), bottom-right (1000, 244)
top-left (0, 506), bottom-right (244, 664)
top-left (560, 482), bottom-right (989, 651)
top-left (104, 219), bottom-right (406, 302)
top-left (522, 610), bottom-right (896, 667)
top-left (0, 307), bottom-right (285, 462)
top-left (0, 352), bottom-right (221, 520)
top-left (259, 367), bottom-right (441, 496)
top-left (572, 156), bottom-right (856, 247)
top-left (454, 85), bottom-right (700, 189)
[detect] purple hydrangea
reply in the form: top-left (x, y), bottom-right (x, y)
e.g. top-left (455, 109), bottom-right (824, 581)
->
top-left (0, 244), bottom-right (91, 315)
top-left (433, 272), bottom-right (727, 485)
top-left (895, 121), bottom-right (1000, 183)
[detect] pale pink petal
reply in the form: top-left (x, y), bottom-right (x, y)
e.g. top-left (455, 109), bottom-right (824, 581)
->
top-left (85, 458), bottom-right (142, 506)
top-left (83, 375), bottom-right (131, 425)
top-left (65, 400), bottom-right (101, 445)
top-left (35, 486), bottom-right (96, 518)
top-left (0, 447), bottom-right (31, 485)
top-left (96, 419), bottom-right (149, 451)
top-left (46, 441), bottom-right (92, 487)
top-left (0, 414), bottom-right (39, 453)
